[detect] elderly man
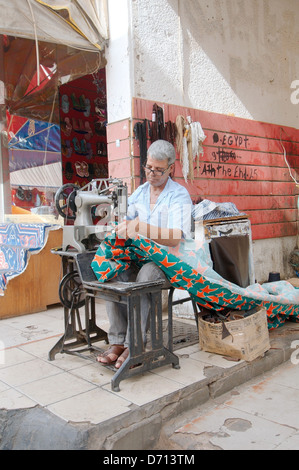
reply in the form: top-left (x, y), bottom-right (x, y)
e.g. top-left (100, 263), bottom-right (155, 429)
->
top-left (97, 139), bottom-right (193, 368)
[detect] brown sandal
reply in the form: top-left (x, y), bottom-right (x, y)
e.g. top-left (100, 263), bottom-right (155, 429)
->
top-left (115, 348), bottom-right (129, 369)
top-left (97, 344), bottom-right (125, 365)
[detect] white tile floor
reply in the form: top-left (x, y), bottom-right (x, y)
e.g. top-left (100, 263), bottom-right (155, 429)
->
top-left (0, 301), bottom-right (242, 425)
top-left (173, 360), bottom-right (299, 450)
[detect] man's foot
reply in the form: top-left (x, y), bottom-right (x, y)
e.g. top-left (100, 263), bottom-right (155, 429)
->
top-left (97, 344), bottom-right (125, 365)
top-left (115, 348), bottom-right (129, 369)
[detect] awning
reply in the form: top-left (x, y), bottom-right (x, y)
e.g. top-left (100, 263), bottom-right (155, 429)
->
top-left (0, 0), bottom-right (108, 122)
top-left (0, 0), bottom-right (109, 51)
top-left (10, 161), bottom-right (62, 188)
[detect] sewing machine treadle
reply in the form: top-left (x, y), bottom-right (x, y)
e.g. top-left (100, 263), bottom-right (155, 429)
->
top-left (49, 250), bottom-right (179, 392)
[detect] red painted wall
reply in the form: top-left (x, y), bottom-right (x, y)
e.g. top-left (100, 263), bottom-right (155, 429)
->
top-left (106, 98), bottom-right (299, 241)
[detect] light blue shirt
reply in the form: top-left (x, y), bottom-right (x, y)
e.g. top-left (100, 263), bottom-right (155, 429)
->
top-left (126, 178), bottom-right (193, 239)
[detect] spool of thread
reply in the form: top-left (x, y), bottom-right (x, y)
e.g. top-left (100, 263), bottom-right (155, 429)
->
top-left (268, 272), bottom-right (280, 282)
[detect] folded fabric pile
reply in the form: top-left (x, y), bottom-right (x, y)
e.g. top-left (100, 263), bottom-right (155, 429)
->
top-left (192, 199), bottom-right (246, 221)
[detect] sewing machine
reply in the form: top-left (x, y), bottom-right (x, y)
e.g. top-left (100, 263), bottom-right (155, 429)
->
top-left (55, 178), bottom-right (128, 252)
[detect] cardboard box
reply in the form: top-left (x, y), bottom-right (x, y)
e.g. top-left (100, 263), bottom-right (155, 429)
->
top-left (198, 307), bottom-right (270, 361)
top-left (287, 278), bottom-right (299, 288)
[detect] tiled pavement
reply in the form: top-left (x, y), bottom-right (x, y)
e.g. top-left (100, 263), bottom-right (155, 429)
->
top-left (0, 300), bottom-right (298, 449)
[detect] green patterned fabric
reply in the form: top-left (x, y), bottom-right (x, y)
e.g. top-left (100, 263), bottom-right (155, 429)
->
top-left (91, 235), bottom-right (299, 329)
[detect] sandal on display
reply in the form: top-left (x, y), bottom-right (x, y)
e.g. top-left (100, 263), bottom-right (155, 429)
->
top-left (79, 94), bottom-right (87, 112)
top-left (84, 121), bottom-right (93, 139)
top-left (80, 138), bottom-right (87, 155)
top-left (72, 137), bottom-right (80, 153)
top-left (61, 94), bottom-right (69, 113)
top-left (75, 161), bottom-right (89, 178)
top-left (16, 186), bottom-right (25, 200)
top-left (81, 161), bottom-right (89, 177)
top-left (71, 93), bottom-right (81, 111)
top-left (97, 345), bottom-right (125, 365)
top-left (65, 162), bottom-right (74, 180)
top-left (84, 98), bottom-right (91, 117)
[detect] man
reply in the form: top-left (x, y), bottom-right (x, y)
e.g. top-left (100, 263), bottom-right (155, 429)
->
top-left (97, 139), bottom-right (193, 368)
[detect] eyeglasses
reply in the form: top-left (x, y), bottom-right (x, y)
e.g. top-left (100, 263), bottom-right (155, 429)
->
top-left (143, 164), bottom-right (172, 176)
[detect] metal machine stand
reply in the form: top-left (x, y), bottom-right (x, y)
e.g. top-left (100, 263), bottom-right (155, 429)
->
top-left (49, 250), bottom-right (180, 392)
top-left (48, 251), bottom-right (108, 361)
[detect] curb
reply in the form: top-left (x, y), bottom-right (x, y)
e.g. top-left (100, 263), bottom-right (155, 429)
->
top-left (0, 327), bottom-right (297, 450)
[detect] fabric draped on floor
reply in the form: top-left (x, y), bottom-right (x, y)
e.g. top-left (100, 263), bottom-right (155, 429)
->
top-left (91, 234), bottom-right (299, 329)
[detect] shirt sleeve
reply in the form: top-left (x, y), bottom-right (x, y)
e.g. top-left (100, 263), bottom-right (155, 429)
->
top-left (125, 186), bottom-right (142, 220)
top-left (167, 188), bottom-right (193, 239)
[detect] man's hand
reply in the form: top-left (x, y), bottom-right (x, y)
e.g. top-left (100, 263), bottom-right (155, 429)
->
top-left (115, 218), bottom-right (140, 239)
top-left (116, 218), bottom-right (182, 247)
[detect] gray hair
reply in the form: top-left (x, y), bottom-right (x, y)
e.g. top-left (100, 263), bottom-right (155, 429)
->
top-left (147, 140), bottom-right (176, 165)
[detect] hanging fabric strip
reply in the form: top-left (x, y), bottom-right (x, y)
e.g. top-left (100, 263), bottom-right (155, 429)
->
top-left (151, 103), bottom-right (164, 142)
top-left (175, 115), bottom-right (188, 182)
top-left (133, 119), bottom-right (150, 184)
top-left (164, 121), bottom-right (176, 145)
top-left (175, 115), bottom-right (207, 182)
top-left (190, 121), bottom-right (206, 176)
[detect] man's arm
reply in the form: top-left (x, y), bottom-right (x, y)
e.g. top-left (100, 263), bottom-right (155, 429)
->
top-left (116, 218), bottom-right (183, 247)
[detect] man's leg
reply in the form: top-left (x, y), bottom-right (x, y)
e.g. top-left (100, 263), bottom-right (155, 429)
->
top-left (105, 263), bottom-right (168, 349)
top-left (97, 265), bottom-right (138, 364)
top-left (136, 262), bottom-right (170, 346)
top-left (113, 262), bottom-right (170, 369)
top-left (99, 262), bottom-right (170, 367)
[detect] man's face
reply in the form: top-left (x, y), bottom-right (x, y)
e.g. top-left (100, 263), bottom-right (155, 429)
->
top-left (144, 155), bottom-right (173, 188)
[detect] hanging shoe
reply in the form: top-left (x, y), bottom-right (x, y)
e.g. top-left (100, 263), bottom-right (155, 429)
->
top-left (61, 94), bottom-right (69, 113)
top-left (61, 139), bottom-right (68, 157)
top-left (100, 143), bottom-right (107, 157)
top-left (79, 94), bottom-right (87, 112)
top-left (81, 161), bottom-right (89, 178)
top-left (72, 118), bottom-right (79, 132)
top-left (86, 142), bottom-right (93, 159)
top-left (84, 121), bottom-right (93, 139)
top-left (84, 98), bottom-right (91, 117)
top-left (16, 186), bottom-right (25, 200)
top-left (25, 190), bottom-right (32, 201)
top-left (80, 139), bottom-right (87, 155)
top-left (88, 163), bottom-right (95, 178)
top-left (72, 137), bottom-right (81, 154)
top-left (64, 117), bottom-right (72, 136)
top-left (65, 140), bottom-right (72, 158)
top-left (78, 119), bottom-right (86, 134)
top-left (95, 106), bottom-right (106, 118)
top-left (96, 142), bottom-right (102, 155)
top-left (71, 93), bottom-right (81, 111)
top-left (75, 161), bottom-right (85, 178)
top-left (65, 162), bottom-right (74, 180)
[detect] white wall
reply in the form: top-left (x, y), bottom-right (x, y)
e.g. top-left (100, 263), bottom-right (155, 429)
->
top-left (130, 0), bottom-right (299, 129)
top-left (106, 0), bottom-right (134, 123)
top-left (106, 0), bottom-right (299, 128)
